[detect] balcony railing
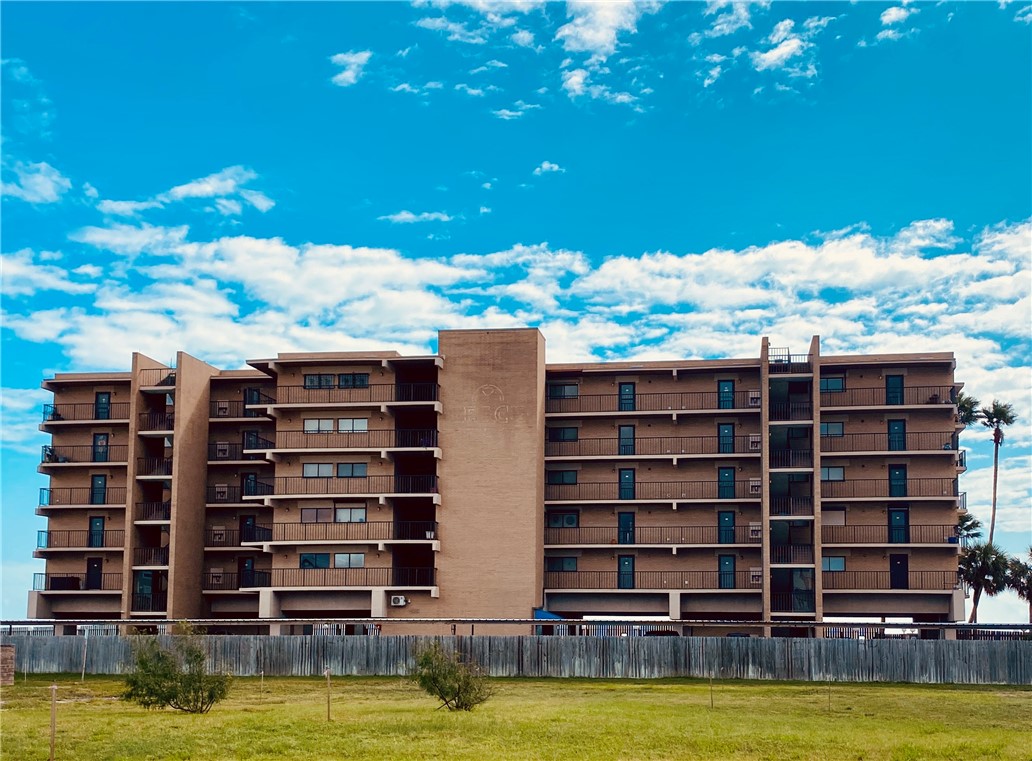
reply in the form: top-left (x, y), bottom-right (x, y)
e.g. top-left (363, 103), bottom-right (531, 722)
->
top-left (769, 449), bottom-right (813, 468)
top-left (256, 429), bottom-right (440, 451)
top-left (822, 525), bottom-right (959, 544)
top-left (131, 593), bottom-right (168, 612)
top-left (260, 383), bottom-right (439, 406)
top-left (138, 411), bottom-right (175, 430)
top-left (204, 529), bottom-right (242, 547)
top-left (821, 478), bottom-right (958, 499)
top-left (138, 368), bottom-right (176, 387)
top-left (41, 445), bottom-right (128, 464)
top-left (822, 571), bottom-right (958, 590)
top-left (247, 475), bottom-right (439, 497)
top-left (243, 521), bottom-right (438, 543)
top-left (42, 402), bottom-right (130, 423)
top-left (544, 480), bottom-right (761, 501)
top-left (546, 390), bottom-right (760, 414)
top-left (39, 487), bottom-right (127, 507)
top-left (820, 385), bottom-right (956, 409)
top-left (770, 545), bottom-right (814, 564)
top-left (820, 432), bottom-right (958, 453)
top-left (770, 497), bottom-right (814, 516)
top-left (202, 572), bottom-right (270, 591)
top-left (137, 457), bottom-right (173, 476)
top-left (245, 567), bottom-right (436, 588)
top-left (133, 547), bottom-right (170, 566)
top-left (37, 530), bottom-right (125, 549)
top-left (544, 525), bottom-right (761, 545)
top-left (206, 486), bottom-right (257, 504)
top-left (136, 501), bottom-right (171, 521)
top-left (769, 402), bottom-right (813, 421)
top-left (545, 435), bottom-right (760, 458)
top-left (209, 400), bottom-right (269, 418)
top-left (544, 570), bottom-right (760, 590)
top-left (207, 443), bottom-right (268, 461)
top-left (770, 592), bottom-right (816, 613)
top-left (768, 352), bottom-right (812, 374)
top-left (33, 572), bottom-right (122, 591)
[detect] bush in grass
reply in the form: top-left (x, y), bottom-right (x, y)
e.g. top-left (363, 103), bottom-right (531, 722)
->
top-left (411, 642), bottom-right (493, 711)
top-left (123, 627), bottom-right (231, 714)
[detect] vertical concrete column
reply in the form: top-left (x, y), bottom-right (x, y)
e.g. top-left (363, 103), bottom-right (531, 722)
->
top-left (809, 335), bottom-right (825, 627)
top-left (759, 337), bottom-right (771, 637)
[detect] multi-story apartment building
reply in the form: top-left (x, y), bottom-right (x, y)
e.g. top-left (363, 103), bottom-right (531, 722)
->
top-left (29, 329), bottom-right (967, 635)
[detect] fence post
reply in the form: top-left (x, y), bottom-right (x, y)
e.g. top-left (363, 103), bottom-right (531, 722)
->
top-left (325, 667), bottom-right (331, 722)
top-left (50, 683), bottom-right (57, 761)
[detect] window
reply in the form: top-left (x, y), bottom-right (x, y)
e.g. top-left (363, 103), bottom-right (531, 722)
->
top-left (338, 373), bottom-right (369, 389)
top-left (302, 463), bottom-right (333, 478)
top-left (547, 512), bottom-right (579, 528)
top-left (820, 377), bottom-right (845, 392)
top-left (546, 470), bottom-right (577, 485)
top-left (335, 506), bottom-right (367, 523)
top-left (304, 419), bottom-right (334, 433)
top-left (301, 508), bottom-right (334, 523)
top-left (547, 383), bottom-right (579, 399)
top-left (820, 467), bottom-right (845, 481)
top-left (299, 553), bottom-right (330, 569)
top-left (337, 463), bottom-right (368, 478)
top-left (547, 427), bottom-right (578, 442)
top-left (820, 422), bottom-right (844, 437)
top-left (303, 374), bottom-right (335, 389)
top-left (338, 418), bottom-right (368, 433)
top-left (334, 553), bottom-right (364, 568)
top-left (822, 556), bottom-right (846, 572)
top-left (546, 557), bottom-right (577, 572)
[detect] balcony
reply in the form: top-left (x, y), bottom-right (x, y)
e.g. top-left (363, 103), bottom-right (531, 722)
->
top-left (33, 572), bottom-right (122, 592)
top-left (769, 402), bottom-right (813, 421)
top-left (39, 486), bottom-right (127, 508)
top-left (133, 547), bottom-right (170, 566)
top-left (136, 457), bottom-right (173, 476)
top-left (770, 592), bottom-right (816, 613)
top-left (42, 402), bottom-right (130, 424)
top-left (138, 412), bottom-right (174, 431)
top-left (37, 530), bottom-right (125, 550)
top-left (248, 429), bottom-right (440, 453)
top-left (821, 478), bottom-right (958, 500)
top-left (957, 450), bottom-right (967, 471)
top-left (138, 368), bottom-right (176, 388)
top-left (546, 390), bottom-right (761, 415)
top-left (241, 521), bottom-right (438, 544)
top-left (768, 351), bottom-right (812, 374)
top-left (545, 435), bottom-right (761, 458)
top-left (822, 524), bottom-right (959, 545)
top-left (205, 486), bottom-right (250, 505)
top-left (822, 571), bottom-right (958, 591)
top-left (135, 501), bottom-right (171, 521)
top-left (209, 400), bottom-right (269, 419)
top-left (242, 567), bottom-right (436, 589)
top-left (202, 572), bottom-right (266, 591)
top-left (255, 383), bottom-right (439, 408)
top-left (544, 525), bottom-right (761, 545)
top-left (245, 475), bottom-right (439, 499)
top-left (207, 443), bottom-right (268, 462)
top-left (820, 432), bottom-right (958, 454)
top-left (820, 385), bottom-right (956, 409)
top-left (770, 497), bottom-right (814, 516)
top-left (40, 445), bottom-right (128, 466)
top-left (543, 570), bottom-right (761, 590)
top-left (769, 449), bottom-right (813, 468)
top-left (131, 593), bottom-right (168, 612)
top-left (544, 480), bottom-right (762, 502)
top-left (769, 545), bottom-right (814, 564)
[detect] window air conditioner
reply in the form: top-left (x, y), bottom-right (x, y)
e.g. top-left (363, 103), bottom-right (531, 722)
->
top-left (748, 523), bottom-right (762, 540)
top-left (747, 390), bottom-right (761, 407)
top-left (210, 568), bottom-right (223, 585)
top-left (211, 526), bottom-right (226, 545)
top-left (216, 401), bottom-right (230, 417)
top-left (390, 595), bottom-right (408, 607)
top-left (748, 434), bottom-right (762, 451)
top-left (216, 442), bottom-right (230, 459)
top-left (214, 484), bottom-right (229, 501)
top-left (749, 568), bottom-right (763, 585)
top-left (749, 479), bottom-right (762, 494)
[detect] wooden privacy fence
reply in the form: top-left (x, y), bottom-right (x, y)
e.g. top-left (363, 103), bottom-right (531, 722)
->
top-left (3, 635), bottom-right (1030, 685)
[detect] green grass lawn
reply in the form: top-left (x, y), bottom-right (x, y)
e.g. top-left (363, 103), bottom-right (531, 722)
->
top-left (2, 675), bottom-right (1029, 760)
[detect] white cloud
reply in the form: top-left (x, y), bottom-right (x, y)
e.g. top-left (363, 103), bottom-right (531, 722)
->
top-left (1016, 5), bottom-right (1032, 23)
top-left (1, 161), bottom-right (72, 204)
top-left (214, 198), bottom-right (243, 216)
top-left (470, 59), bottom-right (508, 74)
top-left (0, 249), bottom-right (98, 297)
top-left (97, 198), bottom-right (164, 216)
top-left (164, 166), bottom-right (257, 201)
top-left (479, 206), bottom-right (492, 215)
top-left (455, 83), bottom-right (485, 96)
top-left (533, 160), bottom-right (565, 176)
top-left (69, 223), bottom-right (189, 256)
top-left (703, 65), bottom-right (722, 87)
top-left (702, 0), bottom-right (763, 39)
top-left (393, 81), bottom-right (445, 96)
top-left (492, 99), bottom-right (541, 119)
top-left (751, 36), bottom-right (807, 71)
top-left (555, 0), bottom-right (662, 62)
top-left (512, 28), bottom-right (535, 47)
top-left (92, 166), bottom-right (274, 219)
top-left (560, 67), bottom-right (637, 104)
top-left (415, 16), bottom-right (488, 44)
top-left (880, 6), bottom-right (917, 25)
top-left (240, 189), bottom-right (275, 212)
top-left (768, 18), bottom-right (795, 44)
top-left (330, 50), bottom-right (373, 86)
top-left (377, 210), bottom-right (454, 223)
top-left (82, 182), bottom-right (99, 199)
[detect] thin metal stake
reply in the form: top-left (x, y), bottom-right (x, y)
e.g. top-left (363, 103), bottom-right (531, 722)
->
top-left (80, 632), bottom-right (88, 682)
top-left (709, 676), bottom-right (714, 709)
top-left (260, 670), bottom-right (264, 705)
top-left (50, 684), bottom-right (57, 761)
top-left (325, 667), bottom-right (331, 722)
top-left (828, 681), bottom-right (832, 711)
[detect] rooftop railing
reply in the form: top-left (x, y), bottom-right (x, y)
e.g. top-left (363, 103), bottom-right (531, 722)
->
top-left (138, 369), bottom-right (176, 388)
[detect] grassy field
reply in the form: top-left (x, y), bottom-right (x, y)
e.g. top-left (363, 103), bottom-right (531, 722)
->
top-left (1, 675), bottom-right (1029, 760)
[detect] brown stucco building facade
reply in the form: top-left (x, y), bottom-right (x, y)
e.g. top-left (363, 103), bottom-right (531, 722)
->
top-left (29, 329), bottom-right (967, 635)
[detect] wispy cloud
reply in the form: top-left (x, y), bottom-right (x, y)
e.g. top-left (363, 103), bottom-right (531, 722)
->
top-left (533, 160), bottom-right (565, 176)
top-left (330, 50), bottom-right (373, 87)
top-left (95, 166), bottom-right (274, 219)
top-left (377, 210), bottom-right (454, 223)
top-left (1, 161), bottom-right (72, 204)
top-left (492, 99), bottom-right (541, 120)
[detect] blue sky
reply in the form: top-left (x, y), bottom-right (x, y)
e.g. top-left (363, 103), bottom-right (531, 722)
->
top-left (2, 1), bottom-right (1030, 620)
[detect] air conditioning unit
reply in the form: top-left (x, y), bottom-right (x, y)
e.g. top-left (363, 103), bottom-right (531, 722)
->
top-left (748, 522), bottom-right (762, 540)
top-left (211, 526), bottom-right (226, 545)
top-left (749, 568), bottom-right (763, 585)
top-left (390, 595), bottom-right (408, 607)
top-left (214, 484), bottom-right (229, 501)
top-left (747, 390), bottom-right (761, 407)
top-left (216, 401), bottom-right (230, 417)
top-left (748, 434), bottom-right (762, 451)
top-left (749, 479), bottom-right (762, 494)
top-left (215, 442), bottom-right (230, 459)
top-left (210, 568), bottom-right (223, 586)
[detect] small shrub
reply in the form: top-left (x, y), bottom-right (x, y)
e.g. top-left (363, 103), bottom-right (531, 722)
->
top-left (411, 642), bottom-right (493, 711)
top-left (123, 630), bottom-right (231, 714)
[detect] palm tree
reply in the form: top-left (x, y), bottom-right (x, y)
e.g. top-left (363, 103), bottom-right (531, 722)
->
top-left (955, 512), bottom-right (982, 543)
top-left (980, 400), bottom-right (1017, 543)
top-left (1007, 547), bottom-right (1032, 624)
top-left (956, 391), bottom-right (981, 428)
top-left (959, 542), bottom-right (1011, 623)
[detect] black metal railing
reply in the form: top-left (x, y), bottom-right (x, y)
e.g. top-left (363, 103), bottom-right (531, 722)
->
top-left (33, 572), bottom-right (122, 591)
top-left (263, 384), bottom-right (439, 406)
top-left (769, 545), bottom-right (814, 564)
top-left (37, 530), bottom-right (125, 549)
top-left (769, 402), bottom-right (813, 421)
top-left (543, 570), bottom-right (760, 590)
top-left (822, 525), bottom-right (959, 544)
top-left (768, 352), bottom-right (812, 374)
top-left (546, 390), bottom-right (760, 414)
top-left (544, 480), bottom-right (761, 501)
top-left (138, 411), bottom-right (174, 431)
top-left (243, 521), bottom-right (438, 543)
top-left (821, 478), bottom-right (958, 499)
top-left (39, 487), bottom-right (127, 507)
top-left (770, 497), bottom-right (814, 516)
top-left (131, 593), bottom-right (168, 612)
top-left (769, 449), bottom-right (813, 468)
top-left (545, 435), bottom-right (761, 457)
top-left (42, 402), bottom-right (130, 422)
top-left (138, 369), bottom-right (176, 387)
top-left (205, 486), bottom-right (250, 504)
top-left (202, 572), bottom-right (269, 591)
top-left (41, 445), bottom-right (128, 464)
top-left (820, 385), bottom-right (956, 408)
top-left (204, 529), bottom-right (241, 547)
top-left (247, 475), bottom-right (439, 497)
top-left (770, 592), bottom-right (816, 612)
top-left (207, 443), bottom-right (268, 461)
top-left (544, 525), bottom-right (761, 545)
top-left (133, 547), bottom-right (170, 566)
top-left (136, 457), bottom-right (173, 476)
top-left (820, 432), bottom-right (958, 453)
top-left (260, 429), bottom-right (439, 451)
top-left (135, 501), bottom-right (171, 521)
top-left (822, 571), bottom-right (958, 590)
top-left (209, 400), bottom-right (270, 418)
top-left (251, 567), bottom-right (436, 588)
